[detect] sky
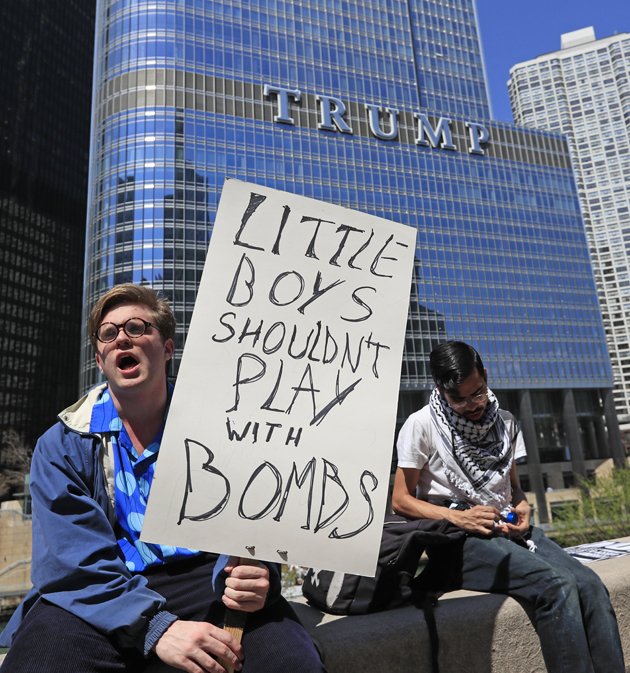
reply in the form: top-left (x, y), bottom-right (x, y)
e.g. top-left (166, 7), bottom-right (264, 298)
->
top-left (474, 0), bottom-right (630, 123)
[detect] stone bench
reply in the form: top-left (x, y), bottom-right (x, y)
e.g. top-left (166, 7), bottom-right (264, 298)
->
top-left (3, 554), bottom-right (630, 672)
top-left (145, 553), bottom-right (630, 673)
top-left (288, 553), bottom-right (630, 673)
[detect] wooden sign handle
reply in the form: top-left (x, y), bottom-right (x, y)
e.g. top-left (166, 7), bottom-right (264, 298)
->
top-left (219, 557), bottom-right (257, 673)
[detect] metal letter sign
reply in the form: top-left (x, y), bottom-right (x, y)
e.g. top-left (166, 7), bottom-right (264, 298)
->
top-left (263, 84), bottom-right (489, 155)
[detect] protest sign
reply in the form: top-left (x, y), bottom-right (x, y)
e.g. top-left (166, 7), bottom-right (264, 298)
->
top-left (141, 178), bottom-right (416, 576)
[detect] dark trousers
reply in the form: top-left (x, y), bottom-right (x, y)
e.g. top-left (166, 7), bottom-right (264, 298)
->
top-left (1, 554), bottom-right (326, 673)
top-left (431, 526), bottom-right (624, 673)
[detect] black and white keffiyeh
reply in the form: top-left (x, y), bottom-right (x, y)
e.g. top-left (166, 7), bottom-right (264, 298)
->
top-left (429, 387), bottom-right (514, 513)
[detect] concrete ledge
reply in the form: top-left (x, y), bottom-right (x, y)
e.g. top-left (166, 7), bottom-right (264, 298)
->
top-left (290, 554), bottom-right (630, 673)
top-left (3, 555), bottom-right (630, 672)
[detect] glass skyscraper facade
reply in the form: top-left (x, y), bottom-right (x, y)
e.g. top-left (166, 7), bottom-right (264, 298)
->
top-left (509, 28), bottom-right (630, 430)
top-left (83, 0), bottom-right (625, 523)
top-left (0, 0), bottom-right (95, 448)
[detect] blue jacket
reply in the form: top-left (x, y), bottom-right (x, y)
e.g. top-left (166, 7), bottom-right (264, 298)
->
top-left (1, 384), bottom-right (280, 653)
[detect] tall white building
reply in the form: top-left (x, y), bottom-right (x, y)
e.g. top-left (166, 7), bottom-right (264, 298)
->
top-left (509, 27), bottom-right (630, 425)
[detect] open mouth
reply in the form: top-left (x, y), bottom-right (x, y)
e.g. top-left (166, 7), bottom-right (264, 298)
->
top-left (118, 354), bottom-right (139, 371)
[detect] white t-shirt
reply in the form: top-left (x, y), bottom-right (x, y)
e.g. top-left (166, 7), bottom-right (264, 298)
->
top-left (397, 405), bottom-right (527, 503)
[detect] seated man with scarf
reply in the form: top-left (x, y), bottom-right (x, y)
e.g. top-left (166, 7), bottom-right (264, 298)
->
top-left (392, 340), bottom-right (624, 673)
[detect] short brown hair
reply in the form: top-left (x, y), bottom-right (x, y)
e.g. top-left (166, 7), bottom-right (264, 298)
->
top-left (88, 284), bottom-right (176, 356)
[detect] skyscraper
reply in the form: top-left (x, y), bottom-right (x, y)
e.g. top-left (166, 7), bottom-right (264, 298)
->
top-left (509, 27), bottom-right (630, 430)
top-left (83, 0), bottom-right (624, 523)
top-left (0, 0), bottom-right (96, 447)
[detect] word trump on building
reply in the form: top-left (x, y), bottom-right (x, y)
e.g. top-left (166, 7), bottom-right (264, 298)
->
top-left (142, 179), bottom-right (416, 576)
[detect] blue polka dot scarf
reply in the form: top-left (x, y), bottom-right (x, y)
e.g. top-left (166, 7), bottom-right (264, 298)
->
top-left (90, 385), bottom-right (199, 572)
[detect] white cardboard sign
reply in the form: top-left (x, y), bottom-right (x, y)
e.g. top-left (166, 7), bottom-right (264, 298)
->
top-left (141, 179), bottom-right (416, 576)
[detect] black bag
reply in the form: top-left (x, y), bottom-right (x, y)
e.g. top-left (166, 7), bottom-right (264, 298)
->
top-left (301, 514), bottom-right (465, 673)
top-left (302, 513), bottom-right (465, 615)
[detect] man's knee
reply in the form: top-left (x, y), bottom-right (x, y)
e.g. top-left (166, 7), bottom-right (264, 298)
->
top-left (4, 599), bottom-right (141, 672)
top-left (532, 529), bottom-right (612, 604)
top-left (242, 599), bottom-right (326, 673)
top-left (533, 566), bottom-right (582, 613)
top-left (572, 564), bottom-right (613, 607)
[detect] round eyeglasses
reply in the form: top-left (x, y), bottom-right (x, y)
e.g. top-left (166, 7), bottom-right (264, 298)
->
top-left (446, 388), bottom-right (488, 411)
top-left (94, 317), bottom-right (161, 344)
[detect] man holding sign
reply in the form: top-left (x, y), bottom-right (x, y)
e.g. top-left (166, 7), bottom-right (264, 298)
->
top-left (1, 284), bottom-right (326, 673)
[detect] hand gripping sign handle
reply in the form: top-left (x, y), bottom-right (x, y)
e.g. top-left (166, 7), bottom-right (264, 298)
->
top-left (219, 557), bottom-right (257, 673)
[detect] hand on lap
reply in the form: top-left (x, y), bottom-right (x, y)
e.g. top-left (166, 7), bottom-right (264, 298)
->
top-left (154, 619), bottom-right (243, 673)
